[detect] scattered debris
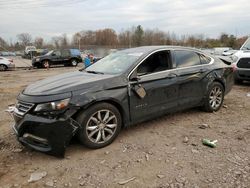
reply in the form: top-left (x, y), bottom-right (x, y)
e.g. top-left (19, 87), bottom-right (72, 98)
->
top-left (28, 171), bottom-right (47, 183)
top-left (199, 124), bottom-right (210, 129)
top-left (202, 139), bottom-right (217, 148)
top-left (12, 148), bottom-right (23, 153)
top-left (191, 149), bottom-right (199, 154)
top-left (157, 174), bottom-right (165, 179)
top-left (183, 136), bottom-right (189, 143)
top-left (145, 154), bottom-right (149, 161)
top-left (118, 177), bottom-right (136, 185)
top-left (223, 105), bottom-right (228, 108)
top-left (79, 181), bottom-right (86, 186)
top-left (45, 180), bottom-right (54, 187)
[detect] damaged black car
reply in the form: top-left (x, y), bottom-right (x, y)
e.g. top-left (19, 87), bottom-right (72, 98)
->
top-left (7, 46), bottom-right (234, 157)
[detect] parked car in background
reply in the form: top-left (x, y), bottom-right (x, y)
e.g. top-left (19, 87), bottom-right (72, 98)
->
top-left (8, 46), bottom-right (234, 157)
top-left (232, 37), bottom-right (250, 83)
top-left (32, 49), bottom-right (82, 68)
top-left (22, 46), bottom-right (37, 59)
top-left (0, 57), bottom-right (15, 71)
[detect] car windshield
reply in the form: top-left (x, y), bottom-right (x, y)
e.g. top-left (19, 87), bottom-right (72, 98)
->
top-left (85, 51), bottom-right (142, 74)
top-left (241, 38), bottom-right (250, 50)
top-left (45, 50), bottom-right (54, 56)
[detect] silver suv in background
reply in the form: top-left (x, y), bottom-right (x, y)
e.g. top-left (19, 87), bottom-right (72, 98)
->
top-left (232, 37), bottom-right (250, 83)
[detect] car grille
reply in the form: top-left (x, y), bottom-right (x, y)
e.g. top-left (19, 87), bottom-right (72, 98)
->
top-left (14, 101), bottom-right (34, 116)
top-left (237, 58), bottom-right (250, 69)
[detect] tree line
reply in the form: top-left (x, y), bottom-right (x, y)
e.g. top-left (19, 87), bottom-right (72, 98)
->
top-left (0, 25), bottom-right (248, 51)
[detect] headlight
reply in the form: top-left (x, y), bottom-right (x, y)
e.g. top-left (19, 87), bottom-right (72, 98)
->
top-left (34, 98), bottom-right (70, 112)
top-left (231, 55), bottom-right (239, 63)
top-left (36, 58), bottom-right (40, 61)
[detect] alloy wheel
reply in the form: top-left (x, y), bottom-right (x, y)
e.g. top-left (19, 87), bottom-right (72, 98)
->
top-left (0, 65), bottom-right (6, 71)
top-left (209, 86), bottom-right (223, 109)
top-left (86, 110), bottom-right (118, 144)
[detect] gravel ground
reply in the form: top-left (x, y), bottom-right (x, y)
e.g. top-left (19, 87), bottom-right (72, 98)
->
top-left (0, 68), bottom-right (249, 188)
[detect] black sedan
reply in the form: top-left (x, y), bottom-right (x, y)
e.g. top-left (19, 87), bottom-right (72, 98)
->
top-left (8, 46), bottom-right (234, 157)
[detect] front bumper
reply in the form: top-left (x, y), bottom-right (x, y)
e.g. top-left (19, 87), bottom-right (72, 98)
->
top-left (7, 106), bottom-right (79, 157)
top-left (234, 69), bottom-right (250, 81)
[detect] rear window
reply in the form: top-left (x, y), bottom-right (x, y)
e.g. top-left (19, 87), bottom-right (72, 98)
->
top-left (70, 49), bottom-right (80, 56)
top-left (175, 50), bottom-right (201, 68)
top-left (200, 54), bottom-right (211, 64)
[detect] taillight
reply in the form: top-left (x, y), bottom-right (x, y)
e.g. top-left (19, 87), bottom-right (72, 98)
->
top-left (8, 59), bottom-right (13, 63)
top-left (232, 63), bottom-right (237, 72)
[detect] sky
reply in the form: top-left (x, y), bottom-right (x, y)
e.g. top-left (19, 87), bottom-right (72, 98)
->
top-left (0, 0), bottom-right (250, 42)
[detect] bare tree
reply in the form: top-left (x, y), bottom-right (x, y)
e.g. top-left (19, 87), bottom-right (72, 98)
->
top-left (60, 33), bottom-right (68, 48)
top-left (17, 33), bottom-right (32, 46)
top-left (34, 37), bottom-right (44, 48)
top-left (51, 36), bottom-right (61, 48)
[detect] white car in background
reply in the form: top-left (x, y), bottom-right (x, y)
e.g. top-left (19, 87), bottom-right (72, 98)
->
top-left (0, 56), bottom-right (15, 71)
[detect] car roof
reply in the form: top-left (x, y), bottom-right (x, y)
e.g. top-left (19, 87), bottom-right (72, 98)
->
top-left (121, 46), bottom-right (204, 55)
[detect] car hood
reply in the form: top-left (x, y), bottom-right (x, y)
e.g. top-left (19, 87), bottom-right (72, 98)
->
top-left (23, 71), bottom-right (119, 96)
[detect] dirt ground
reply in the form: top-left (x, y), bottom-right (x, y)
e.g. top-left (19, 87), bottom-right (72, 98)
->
top-left (0, 67), bottom-right (250, 188)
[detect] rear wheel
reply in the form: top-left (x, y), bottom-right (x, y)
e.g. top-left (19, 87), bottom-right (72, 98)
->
top-left (0, 64), bottom-right (7, 71)
top-left (76, 103), bottom-right (122, 149)
top-left (71, 59), bottom-right (78, 67)
top-left (203, 82), bottom-right (224, 112)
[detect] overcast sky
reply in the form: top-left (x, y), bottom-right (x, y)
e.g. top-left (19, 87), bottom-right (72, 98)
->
top-left (1, 0), bottom-right (250, 42)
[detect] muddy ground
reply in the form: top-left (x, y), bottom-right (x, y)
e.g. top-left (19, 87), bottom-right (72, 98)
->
top-left (0, 67), bottom-right (250, 188)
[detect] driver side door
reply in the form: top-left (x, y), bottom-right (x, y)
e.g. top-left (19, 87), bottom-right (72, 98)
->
top-left (128, 50), bottom-right (179, 124)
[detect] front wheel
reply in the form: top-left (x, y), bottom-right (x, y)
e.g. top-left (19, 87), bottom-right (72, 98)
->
top-left (76, 103), bottom-right (122, 149)
top-left (42, 60), bottom-right (50, 69)
top-left (203, 82), bottom-right (224, 112)
top-left (0, 64), bottom-right (7, 71)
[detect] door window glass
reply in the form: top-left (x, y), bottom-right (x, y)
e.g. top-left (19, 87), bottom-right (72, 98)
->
top-left (175, 50), bottom-right (201, 68)
top-left (61, 50), bottom-right (70, 57)
top-left (137, 51), bottom-right (171, 76)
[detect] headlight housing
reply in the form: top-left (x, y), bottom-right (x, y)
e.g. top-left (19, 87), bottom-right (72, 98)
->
top-left (34, 98), bottom-right (70, 112)
top-left (231, 55), bottom-right (239, 63)
top-left (35, 58), bottom-right (40, 61)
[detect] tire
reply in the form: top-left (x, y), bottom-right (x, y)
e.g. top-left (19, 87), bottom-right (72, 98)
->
top-left (42, 60), bottom-right (50, 69)
top-left (71, 59), bottom-right (78, 67)
top-left (203, 82), bottom-right (224, 112)
top-left (76, 103), bottom-right (122, 149)
top-left (0, 64), bottom-right (7, 71)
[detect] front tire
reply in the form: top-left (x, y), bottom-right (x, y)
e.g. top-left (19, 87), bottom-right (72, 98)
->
top-left (42, 60), bottom-right (50, 68)
top-left (0, 64), bottom-right (7, 71)
top-left (76, 103), bottom-right (122, 149)
top-left (203, 82), bottom-right (224, 112)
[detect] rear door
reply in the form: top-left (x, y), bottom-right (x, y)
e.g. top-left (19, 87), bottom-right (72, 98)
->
top-left (174, 50), bottom-right (211, 108)
top-left (61, 50), bottom-right (71, 64)
top-left (128, 50), bottom-right (179, 123)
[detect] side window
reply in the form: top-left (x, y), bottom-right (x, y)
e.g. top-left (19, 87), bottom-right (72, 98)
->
top-left (61, 50), bottom-right (70, 57)
top-left (200, 54), bottom-right (211, 64)
top-left (53, 50), bottom-right (61, 56)
top-left (175, 50), bottom-right (201, 68)
top-left (137, 51), bottom-right (171, 76)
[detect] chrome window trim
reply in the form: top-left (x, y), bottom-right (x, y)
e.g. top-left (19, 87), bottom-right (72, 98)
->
top-left (127, 48), bottom-right (214, 80)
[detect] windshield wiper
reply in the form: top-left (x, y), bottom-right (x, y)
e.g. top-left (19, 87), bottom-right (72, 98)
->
top-left (242, 46), bottom-right (250, 50)
top-left (86, 70), bottom-right (104, 74)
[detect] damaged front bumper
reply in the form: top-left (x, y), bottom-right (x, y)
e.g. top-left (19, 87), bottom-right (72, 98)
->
top-left (6, 106), bottom-right (79, 157)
